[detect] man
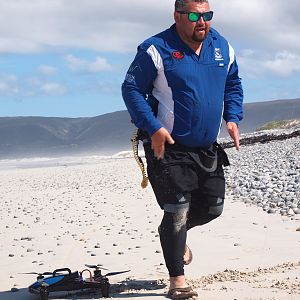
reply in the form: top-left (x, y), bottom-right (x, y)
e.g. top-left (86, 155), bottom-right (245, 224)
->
top-left (122, 0), bottom-right (243, 298)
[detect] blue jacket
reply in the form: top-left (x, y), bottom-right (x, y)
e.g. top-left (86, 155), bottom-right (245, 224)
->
top-left (122, 24), bottom-right (243, 148)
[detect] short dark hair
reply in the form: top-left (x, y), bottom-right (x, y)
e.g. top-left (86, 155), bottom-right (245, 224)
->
top-left (175, 0), bottom-right (208, 11)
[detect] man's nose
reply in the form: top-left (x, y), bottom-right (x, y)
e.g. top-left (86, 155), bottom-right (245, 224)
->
top-left (197, 16), bottom-right (205, 24)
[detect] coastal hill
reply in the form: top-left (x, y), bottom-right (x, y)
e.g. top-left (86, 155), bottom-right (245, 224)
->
top-left (0, 98), bottom-right (299, 158)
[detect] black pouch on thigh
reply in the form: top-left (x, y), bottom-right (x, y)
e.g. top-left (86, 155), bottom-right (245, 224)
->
top-left (215, 142), bottom-right (230, 167)
top-left (187, 142), bottom-right (230, 173)
top-left (187, 143), bottom-right (218, 173)
top-left (144, 142), bottom-right (199, 207)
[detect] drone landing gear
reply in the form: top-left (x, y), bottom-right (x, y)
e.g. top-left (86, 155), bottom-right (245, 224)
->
top-left (100, 282), bottom-right (110, 298)
top-left (39, 286), bottom-right (49, 300)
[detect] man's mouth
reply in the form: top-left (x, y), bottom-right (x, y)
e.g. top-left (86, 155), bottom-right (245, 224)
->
top-left (195, 27), bottom-right (205, 32)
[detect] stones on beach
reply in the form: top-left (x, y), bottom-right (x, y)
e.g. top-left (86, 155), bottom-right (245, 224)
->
top-left (0, 156), bottom-right (167, 292)
top-left (225, 137), bottom-right (300, 220)
top-left (20, 236), bottom-right (33, 241)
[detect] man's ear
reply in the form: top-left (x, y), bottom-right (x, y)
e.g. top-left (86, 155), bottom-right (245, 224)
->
top-left (174, 11), bottom-right (180, 23)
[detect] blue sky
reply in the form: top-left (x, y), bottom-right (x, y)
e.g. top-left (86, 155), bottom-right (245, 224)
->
top-left (0, 0), bottom-right (299, 117)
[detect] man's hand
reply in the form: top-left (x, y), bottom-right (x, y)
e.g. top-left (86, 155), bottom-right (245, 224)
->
top-left (151, 127), bottom-right (175, 159)
top-left (226, 122), bottom-right (240, 150)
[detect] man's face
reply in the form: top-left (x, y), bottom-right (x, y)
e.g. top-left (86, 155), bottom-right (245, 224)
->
top-left (174, 1), bottom-right (211, 44)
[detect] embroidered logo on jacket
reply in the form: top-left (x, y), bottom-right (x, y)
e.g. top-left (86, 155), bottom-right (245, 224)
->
top-left (172, 51), bottom-right (184, 60)
top-left (214, 48), bottom-right (224, 61)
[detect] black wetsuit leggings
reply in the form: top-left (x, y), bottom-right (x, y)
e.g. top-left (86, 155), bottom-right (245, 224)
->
top-left (144, 141), bottom-right (227, 277)
top-left (159, 192), bottom-right (224, 277)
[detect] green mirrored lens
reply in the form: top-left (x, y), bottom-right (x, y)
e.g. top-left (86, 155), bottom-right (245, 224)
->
top-left (188, 12), bottom-right (199, 22)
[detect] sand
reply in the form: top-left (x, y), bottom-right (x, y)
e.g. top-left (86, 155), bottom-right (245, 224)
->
top-left (0, 154), bottom-right (299, 300)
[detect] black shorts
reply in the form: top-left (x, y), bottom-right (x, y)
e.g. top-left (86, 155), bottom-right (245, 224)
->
top-left (144, 141), bottom-right (227, 209)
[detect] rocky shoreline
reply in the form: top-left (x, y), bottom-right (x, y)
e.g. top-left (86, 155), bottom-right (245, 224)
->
top-left (223, 128), bottom-right (299, 220)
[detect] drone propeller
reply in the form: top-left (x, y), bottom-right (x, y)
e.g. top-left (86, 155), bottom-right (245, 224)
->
top-left (20, 272), bottom-right (54, 276)
top-left (105, 270), bottom-right (130, 277)
top-left (85, 264), bottom-right (109, 270)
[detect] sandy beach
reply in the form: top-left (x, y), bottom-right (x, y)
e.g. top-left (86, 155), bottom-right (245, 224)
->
top-left (0, 151), bottom-right (299, 300)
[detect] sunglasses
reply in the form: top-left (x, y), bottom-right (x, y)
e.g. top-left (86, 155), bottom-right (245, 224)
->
top-left (177, 11), bottom-right (213, 22)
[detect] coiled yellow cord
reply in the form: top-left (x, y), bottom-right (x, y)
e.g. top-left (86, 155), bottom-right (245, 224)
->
top-left (131, 130), bottom-right (148, 189)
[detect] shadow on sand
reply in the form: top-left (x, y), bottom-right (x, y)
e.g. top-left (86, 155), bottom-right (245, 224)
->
top-left (0, 279), bottom-right (167, 299)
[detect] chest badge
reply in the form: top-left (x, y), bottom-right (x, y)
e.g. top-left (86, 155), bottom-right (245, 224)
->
top-left (172, 51), bottom-right (184, 60)
top-left (214, 48), bottom-right (224, 61)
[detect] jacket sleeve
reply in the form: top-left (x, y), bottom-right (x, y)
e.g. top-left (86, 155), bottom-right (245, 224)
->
top-left (223, 55), bottom-right (244, 124)
top-left (121, 45), bottom-right (162, 137)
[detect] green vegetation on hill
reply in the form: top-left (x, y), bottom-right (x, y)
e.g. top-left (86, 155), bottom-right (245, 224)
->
top-left (257, 119), bottom-right (300, 131)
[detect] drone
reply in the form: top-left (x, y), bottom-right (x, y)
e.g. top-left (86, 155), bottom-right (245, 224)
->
top-left (22, 264), bottom-right (130, 300)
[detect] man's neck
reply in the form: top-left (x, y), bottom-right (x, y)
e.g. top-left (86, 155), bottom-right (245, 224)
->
top-left (193, 43), bottom-right (202, 56)
top-left (181, 37), bottom-right (203, 56)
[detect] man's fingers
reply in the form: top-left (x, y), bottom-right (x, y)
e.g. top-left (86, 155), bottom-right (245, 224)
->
top-left (154, 145), bottom-right (165, 160)
top-left (233, 133), bottom-right (240, 150)
top-left (166, 135), bottom-right (175, 145)
top-left (151, 127), bottom-right (174, 159)
top-left (232, 127), bottom-right (240, 150)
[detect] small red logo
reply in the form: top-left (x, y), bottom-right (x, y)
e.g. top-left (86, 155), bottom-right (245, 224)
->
top-left (172, 51), bottom-right (184, 60)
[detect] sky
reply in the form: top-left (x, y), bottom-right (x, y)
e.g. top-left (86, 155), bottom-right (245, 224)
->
top-left (0, 0), bottom-right (300, 117)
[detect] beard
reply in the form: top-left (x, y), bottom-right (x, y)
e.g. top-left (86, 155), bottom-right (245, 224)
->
top-left (192, 27), bottom-right (209, 43)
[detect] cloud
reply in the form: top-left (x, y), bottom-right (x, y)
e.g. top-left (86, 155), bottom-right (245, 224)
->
top-left (210, 0), bottom-right (300, 53)
top-left (65, 54), bottom-right (112, 72)
top-left (0, 73), bottom-right (66, 98)
top-left (38, 65), bottom-right (57, 76)
top-left (0, 0), bottom-right (172, 54)
top-left (0, 74), bottom-right (19, 95)
top-left (0, 0), bottom-right (299, 55)
top-left (40, 82), bottom-right (66, 96)
top-left (238, 50), bottom-right (300, 78)
top-left (262, 52), bottom-right (300, 77)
